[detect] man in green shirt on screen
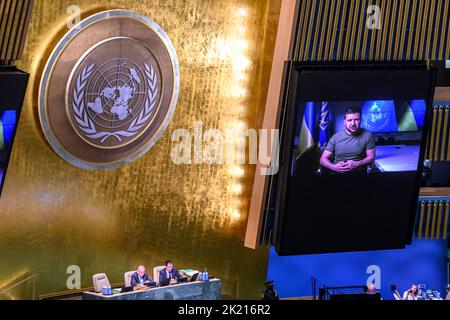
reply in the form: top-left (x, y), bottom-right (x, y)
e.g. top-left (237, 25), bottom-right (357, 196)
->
top-left (320, 106), bottom-right (376, 173)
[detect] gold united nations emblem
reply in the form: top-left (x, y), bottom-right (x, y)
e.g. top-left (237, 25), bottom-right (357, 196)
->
top-left (39, 10), bottom-right (180, 170)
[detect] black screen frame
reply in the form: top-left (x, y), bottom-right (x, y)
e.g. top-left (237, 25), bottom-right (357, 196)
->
top-left (273, 61), bottom-right (437, 256)
top-left (0, 67), bottom-right (29, 198)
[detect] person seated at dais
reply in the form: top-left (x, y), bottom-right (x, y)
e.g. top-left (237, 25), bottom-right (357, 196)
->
top-left (130, 265), bottom-right (153, 287)
top-left (403, 284), bottom-right (419, 300)
top-left (159, 260), bottom-right (182, 285)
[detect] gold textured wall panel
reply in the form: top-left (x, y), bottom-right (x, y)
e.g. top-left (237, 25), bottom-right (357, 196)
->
top-left (0, 0), bottom-right (281, 299)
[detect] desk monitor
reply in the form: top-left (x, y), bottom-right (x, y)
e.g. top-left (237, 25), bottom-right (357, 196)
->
top-left (145, 281), bottom-right (157, 287)
top-left (178, 277), bottom-right (188, 283)
top-left (190, 273), bottom-right (199, 282)
top-left (159, 278), bottom-right (171, 287)
top-left (121, 286), bottom-right (134, 293)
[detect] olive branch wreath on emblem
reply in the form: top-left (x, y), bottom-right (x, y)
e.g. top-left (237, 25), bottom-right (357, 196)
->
top-left (72, 63), bottom-right (158, 143)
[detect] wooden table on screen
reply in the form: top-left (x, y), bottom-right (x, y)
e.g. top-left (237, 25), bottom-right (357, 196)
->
top-left (82, 279), bottom-right (222, 300)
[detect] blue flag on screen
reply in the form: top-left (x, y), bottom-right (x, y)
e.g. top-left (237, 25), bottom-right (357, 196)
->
top-left (297, 102), bottom-right (315, 157)
top-left (318, 101), bottom-right (331, 149)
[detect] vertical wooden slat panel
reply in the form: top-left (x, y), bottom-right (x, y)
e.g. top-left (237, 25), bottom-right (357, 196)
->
top-left (398, 0), bottom-right (411, 60)
top-left (368, 0), bottom-right (380, 60)
top-left (443, 201), bottom-right (449, 240)
top-left (386, 0), bottom-right (397, 60)
top-left (0, 0), bottom-right (16, 58)
top-left (428, 107), bottom-right (438, 159)
top-left (6, 0), bottom-right (22, 60)
top-left (311, 0), bottom-right (325, 61)
top-left (294, 1), bottom-right (308, 61)
top-left (336, 0), bottom-right (348, 60)
top-left (1, 0), bottom-right (19, 60)
top-left (354, 0), bottom-right (367, 60)
top-left (14, 0), bottom-right (33, 61)
top-left (435, 201), bottom-right (443, 240)
top-left (328, 0), bottom-right (341, 60)
top-left (303, 0), bottom-right (317, 61)
top-left (317, 0), bottom-right (330, 61)
top-left (294, 0), bottom-right (450, 62)
top-left (380, 0), bottom-right (393, 60)
top-left (443, 106), bottom-right (449, 161)
top-left (4, 0), bottom-right (22, 60)
top-left (434, 107), bottom-right (443, 160)
top-left (374, 0), bottom-right (387, 60)
top-left (425, 201), bottom-right (432, 239)
top-left (347, 0), bottom-right (361, 60)
top-left (297, 1), bottom-right (311, 61)
top-left (0, 0), bottom-right (8, 30)
top-left (418, 0), bottom-right (431, 59)
top-left (430, 201), bottom-right (438, 239)
top-left (11, 0), bottom-right (28, 59)
top-left (425, 0), bottom-right (436, 60)
top-left (323, 0), bottom-right (336, 61)
top-left (413, 0), bottom-right (425, 59)
top-left (432, 0), bottom-right (443, 60)
top-left (361, 0), bottom-right (371, 60)
top-left (393, 0), bottom-right (405, 60)
top-left (343, 0), bottom-right (356, 60)
top-left (418, 201), bottom-right (425, 239)
top-left (406, 0), bottom-right (418, 60)
top-left (0, 0), bottom-right (33, 62)
top-left (438, 0), bottom-right (449, 60)
top-left (446, 4), bottom-right (450, 59)
top-left (0, 0), bottom-right (13, 51)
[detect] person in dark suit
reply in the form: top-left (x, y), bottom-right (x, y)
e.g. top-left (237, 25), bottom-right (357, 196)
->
top-left (159, 260), bottom-right (182, 285)
top-left (130, 265), bottom-right (153, 287)
top-left (260, 281), bottom-right (279, 300)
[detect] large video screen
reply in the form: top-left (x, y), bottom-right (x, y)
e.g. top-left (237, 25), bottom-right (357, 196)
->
top-left (273, 63), bottom-right (436, 255)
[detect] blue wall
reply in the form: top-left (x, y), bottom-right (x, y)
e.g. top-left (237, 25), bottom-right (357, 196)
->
top-left (267, 240), bottom-right (448, 300)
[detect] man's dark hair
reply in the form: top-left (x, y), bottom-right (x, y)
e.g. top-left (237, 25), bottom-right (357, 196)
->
top-left (345, 106), bottom-right (362, 117)
top-left (165, 260), bottom-right (173, 266)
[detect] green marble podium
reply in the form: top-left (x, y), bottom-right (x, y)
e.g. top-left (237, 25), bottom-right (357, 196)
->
top-left (82, 279), bottom-right (222, 300)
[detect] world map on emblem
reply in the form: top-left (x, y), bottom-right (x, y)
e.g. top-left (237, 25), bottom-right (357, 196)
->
top-left (69, 56), bottom-right (159, 147)
top-left (39, 10), bottom-right (180, 170)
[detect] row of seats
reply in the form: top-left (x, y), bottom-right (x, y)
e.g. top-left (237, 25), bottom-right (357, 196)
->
top-left (92, 265), bottom-right (167, 293)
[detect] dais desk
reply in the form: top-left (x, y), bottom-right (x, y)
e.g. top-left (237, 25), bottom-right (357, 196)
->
top-left (82, 279), bottom-right (222, 300)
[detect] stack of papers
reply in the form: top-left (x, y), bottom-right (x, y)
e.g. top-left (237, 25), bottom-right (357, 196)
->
top-left (180, 269), bottom-right (199, 277)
